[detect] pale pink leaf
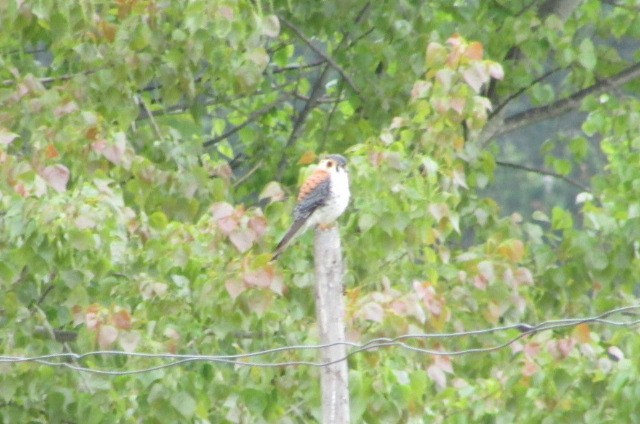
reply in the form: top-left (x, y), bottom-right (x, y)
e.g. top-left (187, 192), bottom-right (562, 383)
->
top-left (598, 357), bottom-right (612, 373)
top-left (41, 164), bottom-right (70, 193)
top-left (247, 47), bottom-right (269, 69)
top-left (119, 331), bottom-right (141, 352)
top-left (608, 346), bottom-right (624, 361)
top-left (522, 360), bottom-right (539, 377)
top-left (524, 342), bottom-right (541, 359)
top-left (152, 282), bottom-right (167, 296)
top-left (243, 267), bottom-right (272, 288)
top-left (449, 97), bottom-right (466, 114)
top-left (259, 182), bottom-right (285, 202)
top-left (393, 370), bottom-right (410, 385)
top-left (435, 69), bottom-right (455, 90)
top-left (452, 168), bottom-right (468, 188)
top-left (514, 267), bottom-right (534, 285)
top-left (74, 214), bottom-right (96, 229)
top-left (270, 272), bottom-right (285, 296)
top-left (405, 299), bottom-right (426, 323)
top-left (462, 62), bottom-right (490, 93)
top-left (229, 228), bottom-right (255, 253)
top-left (248, 293), bottom-right (273, 315)
top-left (217, 216), bottom-right (238, 235)
top-left (218, 5), bottom-right (234, 20)
top-left (425, 42), bottom-right (445, 65)
top-left (511, 341), bottom-right (524, 355)
top-left (54, 101), bottom-right (78, 117)
top-left (98, 325), bottom-right (118, 349)
top-left (164, 327), bottom-right (181, 341)
top-left (380, 131), bottom-right (393, 145)
top-left (434, 355), bottom-right (454, 374)
top-left (511, 293), bottom-right (527, 314)
top-left (111, 310), bottom-right (132, 330)
top-left (432, 98), bottom-right (449, 114)
top-left (210, 202), bottom-right (234, 220)
top-left (357, 302), bottom-right (384, 323)
top-left (488, 62), bottom-right (505, 80)
top-left (249, 215), bottom-right (268, 238)
top-left (261, 15), bottom-right (280, 38)
top-left (473, 275), bottom-right (487, 290)
top-left (0, 128), bottom-right (19, 145)
top-left (427, 364), bottom-right (447, 389)
top-left (477, 260), bottom-right (494, 283)
top-left (410, 80), bottom-right (432, 100)
top-left (225, 279), bottom-right (246, 300)
top-left (429, 203), bottom-right (449, 222)
top-left (85, 311), bottom-right (99, 330)
top-left (389, 116), bottom-right (406, 129)
top-left (93, 133), bottom-right (127, 165)
top-left (390, 299), bottom-right (407, 316)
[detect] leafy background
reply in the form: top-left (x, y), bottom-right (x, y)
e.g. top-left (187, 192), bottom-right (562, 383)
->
top-left (2, 0), bottom-right (640, 422)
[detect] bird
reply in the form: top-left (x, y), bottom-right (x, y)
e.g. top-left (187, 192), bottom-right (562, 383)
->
top-left (273, 154), bottom-right (350, 259)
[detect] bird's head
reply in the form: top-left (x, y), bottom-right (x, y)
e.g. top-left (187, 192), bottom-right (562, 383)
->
top-left (318, 154), bottom-right (348, 174)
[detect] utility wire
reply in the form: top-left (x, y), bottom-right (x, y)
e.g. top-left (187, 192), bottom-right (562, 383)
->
top-left (1, 305), bottom-right (638, 375)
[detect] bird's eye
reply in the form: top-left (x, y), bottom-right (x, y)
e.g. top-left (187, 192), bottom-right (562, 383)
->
top-left (326, 161), bottom-right (333, 168)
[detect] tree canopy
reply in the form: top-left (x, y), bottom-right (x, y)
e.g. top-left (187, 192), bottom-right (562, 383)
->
top-left (2, 0), bottom-right (640, 422)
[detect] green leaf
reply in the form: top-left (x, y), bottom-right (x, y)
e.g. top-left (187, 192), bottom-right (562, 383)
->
top-left (551, 207), bottom-right (573, 230)
top-left (67, 229), bottom-right (96, 251)
top-left (149, 211), bottom-right (169, 230)
top-left (578, 39), bottom-right (596, 71)
top-left (170, 392), bottom-right (197, 419)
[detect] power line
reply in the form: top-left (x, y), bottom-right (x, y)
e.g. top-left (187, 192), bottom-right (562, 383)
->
top-left (1, 305), bottom-right (638, 375)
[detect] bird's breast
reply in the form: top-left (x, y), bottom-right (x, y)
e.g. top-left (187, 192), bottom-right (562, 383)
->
top-left (313, 171), bottom-right (349, 225)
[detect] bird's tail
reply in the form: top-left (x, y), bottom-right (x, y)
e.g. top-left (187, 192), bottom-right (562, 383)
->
top-left (272, 219), bottom-right (306, 260)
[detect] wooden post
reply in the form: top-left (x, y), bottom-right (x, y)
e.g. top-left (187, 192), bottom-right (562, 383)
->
top-left (314, 226), bottom-right (350, 423)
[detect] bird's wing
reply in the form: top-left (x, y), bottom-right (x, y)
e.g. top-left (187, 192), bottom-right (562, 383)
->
top-left (272, 172), bottom-right (331, 259)
top-left (294, 170), bottom-right (331, 221)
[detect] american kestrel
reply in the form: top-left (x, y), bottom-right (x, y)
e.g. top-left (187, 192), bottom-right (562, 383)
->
top-left (273, 154), bottom-right (350, 259)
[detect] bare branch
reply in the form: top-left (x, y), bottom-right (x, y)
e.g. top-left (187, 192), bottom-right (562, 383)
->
top-left (34, 326), bottom-right (78, 343)
top-left (202, 98), bottom-right (286, 147)
top-left (539, 0), bottom-right (584, 20)
top-left (481, 62), bottom-right (640, 144)
top-left (496, 160), bottom-right (591, 192)
top-left (2, 69), bottom-right (99, 87)
top-left (135, 95), bottom-right (164, 141)
top-left (490, 67), bottom-right (561, 117)
top-left (275, 63), bottom-right (331, 179)
top-left (320, 84), bottom-right (345, 152)
top-left (501, 62), bottom-right (640, 135)
top-left (279, 16), bottom-right (359, 95)
top-left (271, 61), bottom-right (326, 74)
top-left (274, 5), bottom-right (370, 178)
top-left (232, 159), bottom-right (263, 187)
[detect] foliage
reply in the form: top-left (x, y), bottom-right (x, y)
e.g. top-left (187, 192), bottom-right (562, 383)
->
top-left (1, 0), bottom-right (640, 422)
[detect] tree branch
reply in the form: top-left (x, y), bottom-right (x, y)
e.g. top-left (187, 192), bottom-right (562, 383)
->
top-left (501, 62), bottom-right (640, 135)
top-left (275, 63), bottom-right (331, 179)
top-left (496, 160), bottom-right (590, 192)
top-left (320, 83), bottom-right (345, 152)
top-left (2, 69), bottom-right (99, 88)
top-left (274, 4), bottom-right (370, 179)
top-left (490, 67), bottom-right (561, 118)
top-left (279, 16), bottom-right (359, 95)
top-left (480, 62), bottom-right (640, 144)
top-left (271, 61), bottom-right (326, 74)
top-left (202, 98), bottom-right (286, 147)
top-left (135, 95), bottom-right (164, 141)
